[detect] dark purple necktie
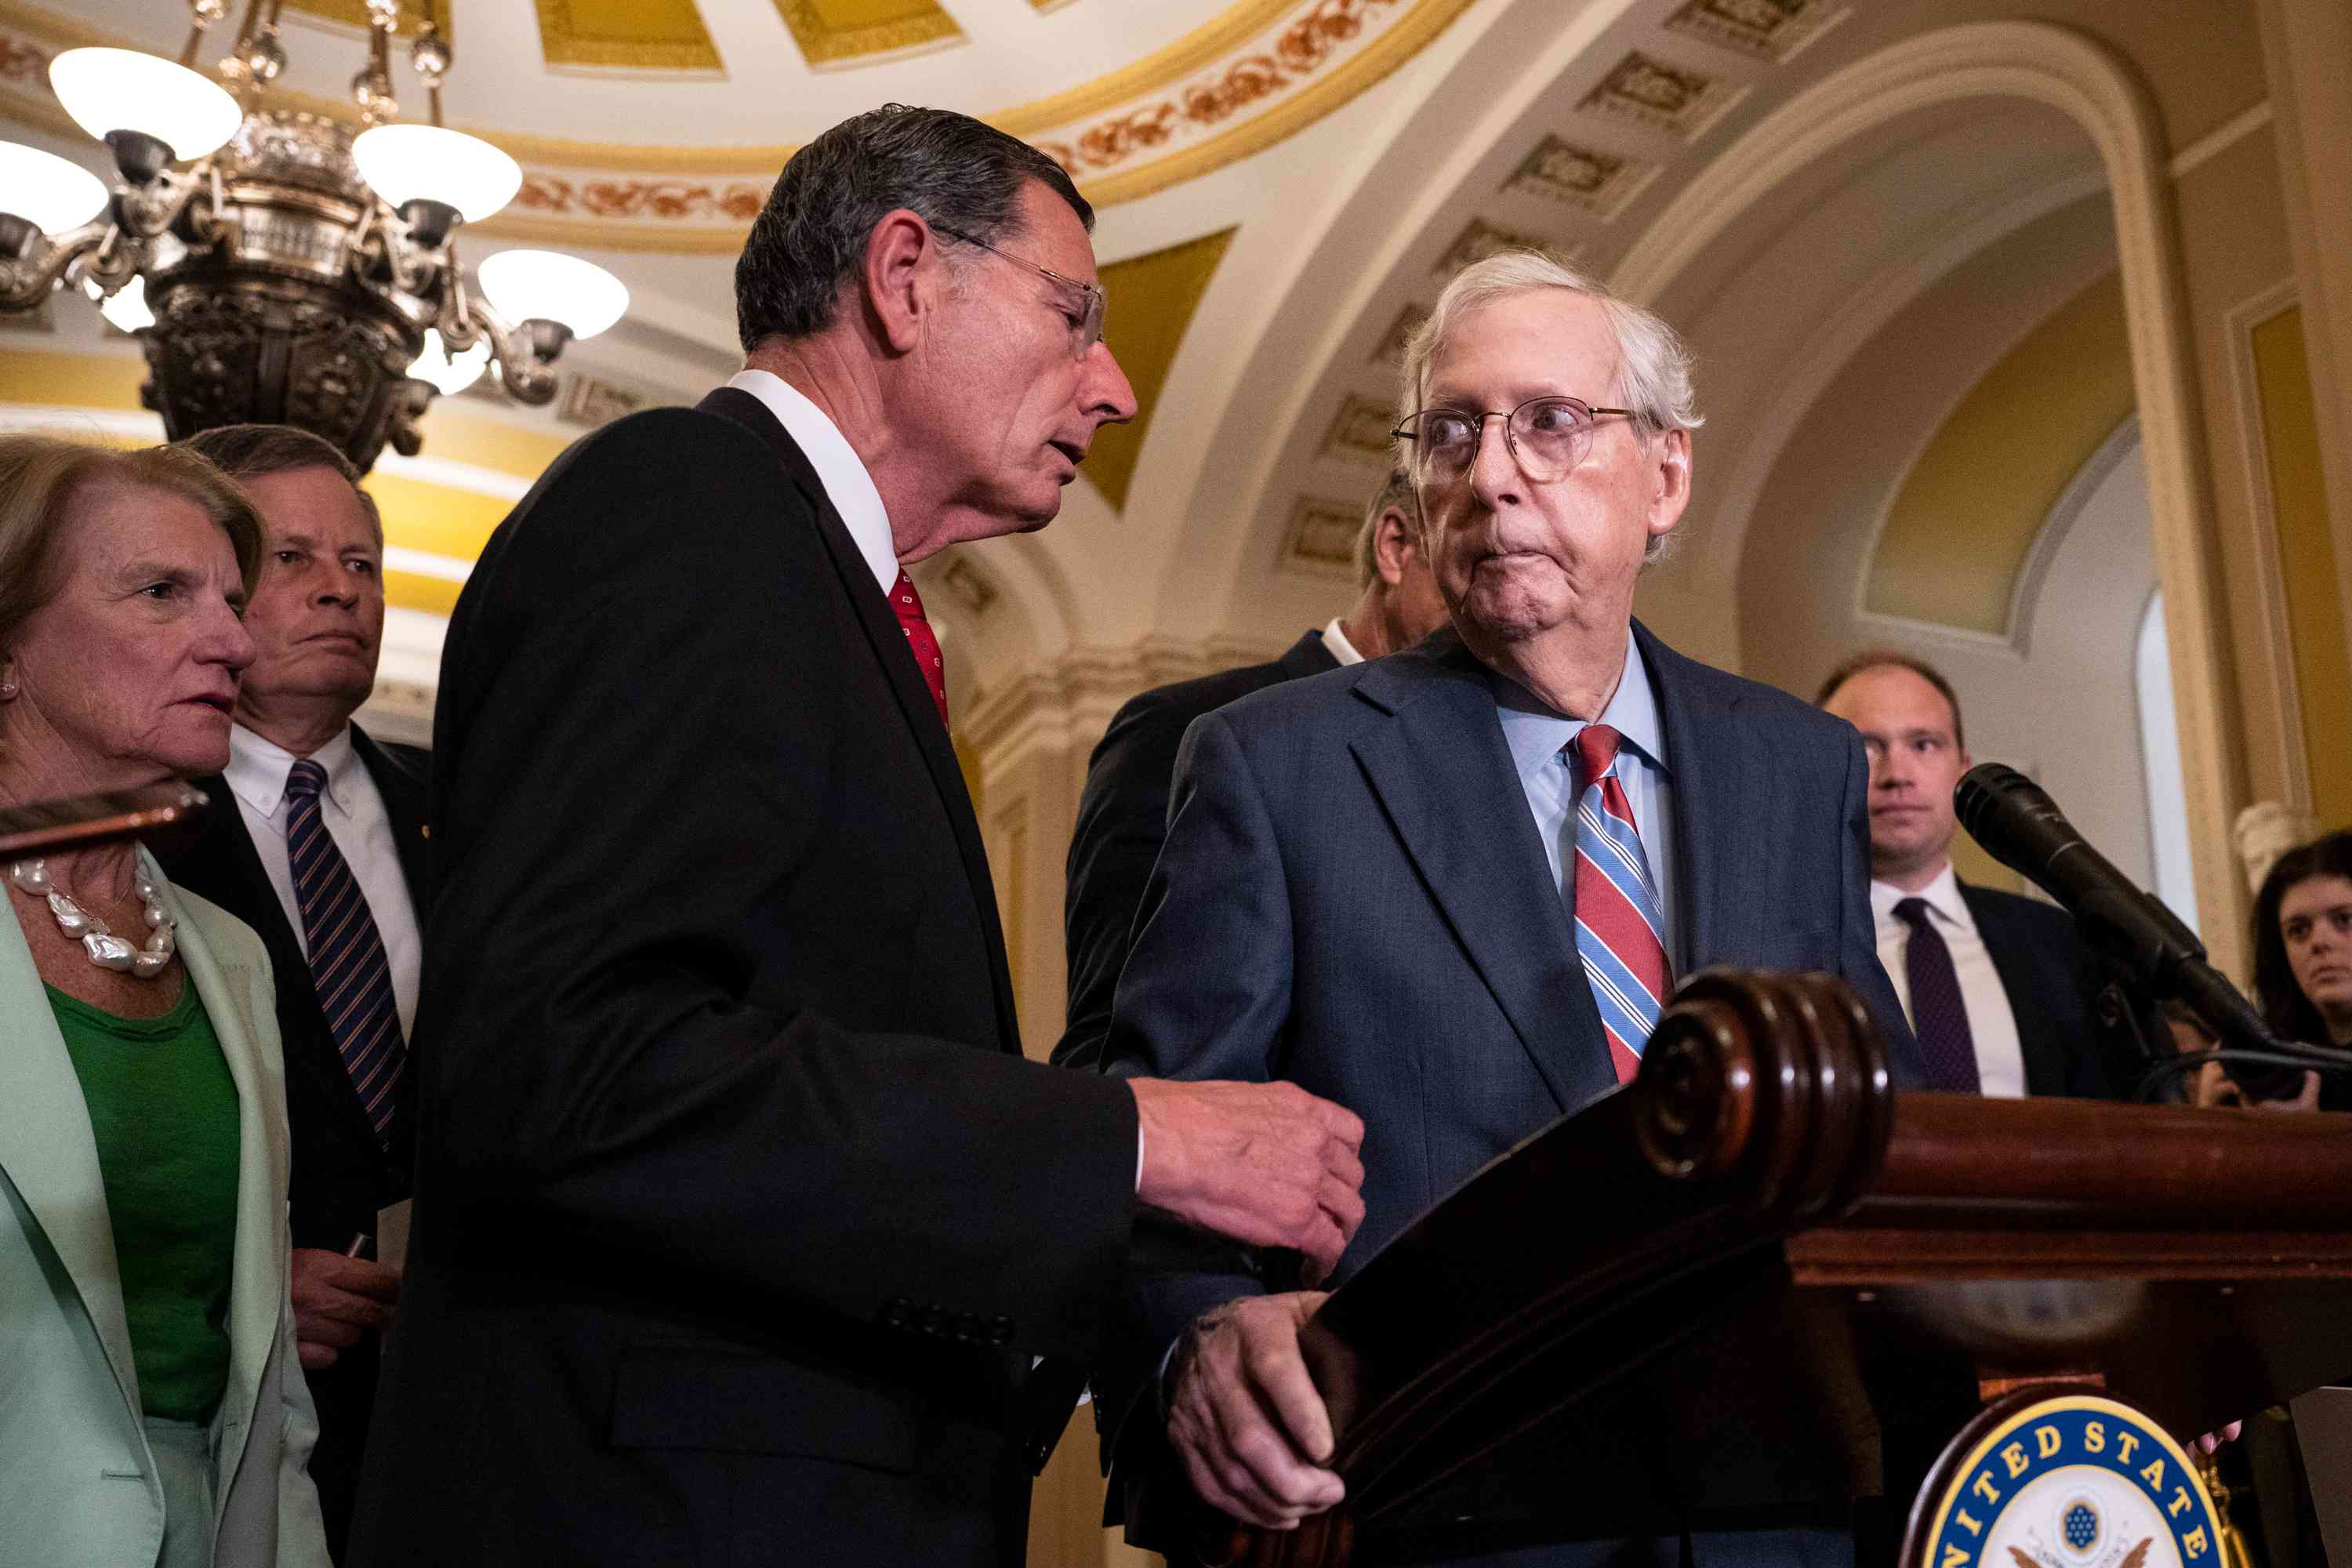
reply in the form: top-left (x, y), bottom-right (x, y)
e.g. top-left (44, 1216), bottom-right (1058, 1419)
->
top-left (1894, 897), bottom-right (1981, 1093)
top-left (285, 760), bottom-right (406, 1145)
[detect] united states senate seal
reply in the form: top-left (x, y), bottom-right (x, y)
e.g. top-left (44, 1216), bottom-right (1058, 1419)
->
top-left (1907, 1391), bottom-right (2223, 1568)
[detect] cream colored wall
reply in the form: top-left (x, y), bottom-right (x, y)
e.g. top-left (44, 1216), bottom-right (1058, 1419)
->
top-left (1732, 194), bottom-right (2159, 897)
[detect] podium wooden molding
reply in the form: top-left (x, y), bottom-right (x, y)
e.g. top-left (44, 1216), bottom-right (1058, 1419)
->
top-left (1205, 970), bottom-right (2352, 1567)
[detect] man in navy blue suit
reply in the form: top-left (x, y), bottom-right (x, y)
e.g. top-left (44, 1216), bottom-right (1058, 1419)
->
top-left (1094, 251), bottom-right (1920, 1565)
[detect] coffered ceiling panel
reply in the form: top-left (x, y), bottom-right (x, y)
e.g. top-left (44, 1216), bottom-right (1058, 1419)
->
top-left (535, 0), bottom-right (722, 72)
top-left (776, 0), bottom-right (960, 68)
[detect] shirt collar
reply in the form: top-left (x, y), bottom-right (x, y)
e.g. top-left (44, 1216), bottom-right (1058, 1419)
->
top-left (725, 368), bottom-right (898, 598)
top-left (1871, 861), bottom-right (1973, 931)
top-left (227, 722), bottom-right (359, 818)
top-left (1321, 617), bottom-right (1366, 667)
top-left (1489, 624), bottom-right (1669, 789)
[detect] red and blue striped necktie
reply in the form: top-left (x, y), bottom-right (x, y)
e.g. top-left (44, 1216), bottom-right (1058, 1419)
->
top-left (285, 759), bottom-right (405, 1146)
top-left (1568, 724), bottom-right (1671, 1083)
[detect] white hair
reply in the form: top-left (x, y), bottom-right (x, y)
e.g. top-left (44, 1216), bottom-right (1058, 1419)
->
top-left (1396, 251), bottom-right (1702, 561)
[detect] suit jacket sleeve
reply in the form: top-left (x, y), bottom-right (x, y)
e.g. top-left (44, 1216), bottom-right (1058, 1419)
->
top-left (1056, 689), bottom-right (1189, 1072)
top-left (1833, 726), bottom-right (1925, 1087)
top-left (421, 412), bottom-right (1136, 1358)
top-left (1096, 709), bottom-right (1294, 1399)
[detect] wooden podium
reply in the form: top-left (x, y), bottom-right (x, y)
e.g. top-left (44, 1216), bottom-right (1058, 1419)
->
top-left (1207, 971), bottom-right (2352, 1567)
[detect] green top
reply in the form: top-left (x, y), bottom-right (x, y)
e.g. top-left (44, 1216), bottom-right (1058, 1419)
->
top-left (48, 978), bottom-right (241, 1424)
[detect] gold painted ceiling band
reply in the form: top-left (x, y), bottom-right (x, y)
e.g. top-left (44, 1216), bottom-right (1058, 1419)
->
top-left (0, 0), bottom-right (1469, 230)
top-left (1075, 0), bottom-right (1475, 206)
top-left (0, 0), bottom-right (1298, 172)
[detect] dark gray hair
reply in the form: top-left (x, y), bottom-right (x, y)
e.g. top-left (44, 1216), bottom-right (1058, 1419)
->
top-left (179, 423), bottom-right (383, 549)
top-left (735, 104), bottom-right (1092, 353)
top-left (1353, 466), bottom-right (1417, 589)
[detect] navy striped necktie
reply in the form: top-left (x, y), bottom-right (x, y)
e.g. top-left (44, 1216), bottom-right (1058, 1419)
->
top-left (285, 759), bottom-right (405, 1146)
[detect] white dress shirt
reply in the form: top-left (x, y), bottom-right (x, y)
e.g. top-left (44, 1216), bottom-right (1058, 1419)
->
top-left (1870, 862), bottom-right (2027, 1098)
top-left (225, 723), bottom-right (422, 1040)
top-left (1320, 616), bottom-right (1366, 667)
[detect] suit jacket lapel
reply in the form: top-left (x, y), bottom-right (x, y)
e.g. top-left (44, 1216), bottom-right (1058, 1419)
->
top-left (0, 889), bottom-right (143, 1420)
top-left (699, 388), bottom-right (1021, 1052)
top-left (1640, 621), bottom-right (1756, 975)
top-left (1348, 641), bottom-right (1616, 1111)
top-left (179, 775), bottom-right (386, 1160)
top-left (1961, 884), bottom-right (2067, 1096)
top-left (155, 849), bottom-right (286, 1508)
top-left (353, 727), bottom-right (430, 912)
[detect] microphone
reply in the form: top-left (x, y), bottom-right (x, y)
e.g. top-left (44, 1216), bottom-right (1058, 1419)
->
top-left (1952, 764), bottom-right (2279, 1062)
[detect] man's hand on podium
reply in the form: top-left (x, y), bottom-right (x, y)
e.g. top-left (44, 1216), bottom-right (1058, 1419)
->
top-left (1167, 1292), bottom-right (1345, 1529)
top-left (1131, 1079), bottom-right (1367, 1283)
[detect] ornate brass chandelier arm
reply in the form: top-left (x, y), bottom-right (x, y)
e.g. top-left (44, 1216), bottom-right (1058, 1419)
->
top-left (0, 219), bottom-right (108, 311)
top-left (476, 307), bottom-right (561, 406)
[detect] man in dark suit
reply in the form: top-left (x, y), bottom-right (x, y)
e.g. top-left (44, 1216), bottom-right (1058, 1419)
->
top-left (159, 423), bottom-right (421, 1562)
top-left (1055, 465), bottom-right (1447, 1072)
top-left (1094, 253), bottom-right (1920, 1563)
top-left (1817, 652), bottom-right (2125, 1099)
top-left (350, 107), bottom-right (1366, 1568)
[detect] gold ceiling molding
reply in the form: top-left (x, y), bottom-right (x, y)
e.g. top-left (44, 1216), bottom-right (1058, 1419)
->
top-left (778, 0), bottom-right (960, 70)
top-left (535, 0), bottom-right (723, 74)
top-left (0, 0), bottom-right (1472, 245)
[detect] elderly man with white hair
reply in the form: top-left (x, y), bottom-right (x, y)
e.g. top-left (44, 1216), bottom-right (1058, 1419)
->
top-left (1092, 251), bottom-right (1921, 1566)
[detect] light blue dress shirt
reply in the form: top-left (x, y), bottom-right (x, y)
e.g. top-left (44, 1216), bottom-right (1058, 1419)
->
top-left (1490, 627), bottom-right (1679, 963)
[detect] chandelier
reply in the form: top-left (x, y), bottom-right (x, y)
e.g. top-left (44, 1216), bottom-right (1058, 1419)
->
top-left (0, 0), bottom-right (629, 474)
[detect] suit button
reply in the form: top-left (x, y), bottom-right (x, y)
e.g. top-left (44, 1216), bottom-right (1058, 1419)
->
top-left (952, 1313), bottom-right (982, 1343)
top-left (919, 1305), bottom-right (948, 1337)
top-left (880, 1298), bottom-right (912, 1330)
top-left (986, 1316), bottom-right (1014, 1346)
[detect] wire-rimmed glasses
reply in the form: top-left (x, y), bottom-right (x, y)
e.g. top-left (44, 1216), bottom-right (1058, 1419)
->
top-left (933, 222), bottom-right (1107, 359)
top-left (1392, 396), bottom-right (1636, 485)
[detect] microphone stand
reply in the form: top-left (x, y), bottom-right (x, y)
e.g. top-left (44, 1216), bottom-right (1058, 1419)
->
top-left (1951, 764), bottom-right (2352, 1103)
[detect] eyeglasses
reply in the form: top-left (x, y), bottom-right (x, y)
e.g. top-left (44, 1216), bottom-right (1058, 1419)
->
top-left (1392, 396), bottom-right (1637, 485)
top-left (933, 223), bottom-right (1107, 359)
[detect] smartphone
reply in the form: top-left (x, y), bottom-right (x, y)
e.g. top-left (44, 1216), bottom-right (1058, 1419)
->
top-left (0, 783), bottom-right (211, 859)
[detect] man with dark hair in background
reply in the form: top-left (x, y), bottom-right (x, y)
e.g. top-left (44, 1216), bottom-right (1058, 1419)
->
top-left (350, 106), bottom-right (1366, 1568)
top-left (1055, 465), bottom-right (1447, 1074)
top-left (1817, 650), bottom-right (2125, 1099)
top-left (162, 423), bottom-right (423, 1563)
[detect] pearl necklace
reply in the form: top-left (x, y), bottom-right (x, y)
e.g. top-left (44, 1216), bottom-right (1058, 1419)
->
top-left (7, 859), bottom-right (176, 978)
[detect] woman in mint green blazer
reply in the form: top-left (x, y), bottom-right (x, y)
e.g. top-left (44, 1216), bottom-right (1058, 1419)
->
top-left (0, 435), bottom-right (329, 1568)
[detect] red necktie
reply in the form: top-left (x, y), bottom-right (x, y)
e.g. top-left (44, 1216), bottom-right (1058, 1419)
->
top-left (891, 569), bottom-right (949, 728)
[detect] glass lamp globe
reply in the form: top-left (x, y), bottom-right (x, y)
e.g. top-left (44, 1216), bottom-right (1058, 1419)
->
top-left (351, 124), bottom-right (522, 224)
top-left (410, 327), bottom-right (490, 396)
top-left (0, 142), bottom-right (107, 233)
top-left (48, 49), bottom-right (242, 163)
top-left (86, 275), bottom-right (155, 332)
top-left (477, 249), bottom-right (629, 341)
